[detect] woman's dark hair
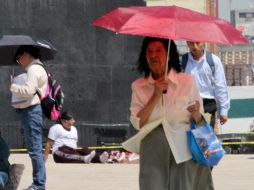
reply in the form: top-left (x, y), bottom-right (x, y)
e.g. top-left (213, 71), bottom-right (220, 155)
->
top-left (14, 45), bottom-right (41, 61)
top-left (58, 111), bottom-right (74, 123)
top-left (137, 37), bottom-right (181, 77)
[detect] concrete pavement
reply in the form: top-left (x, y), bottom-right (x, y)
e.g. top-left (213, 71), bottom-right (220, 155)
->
top-left (9, 154), bottom-right (254, 190)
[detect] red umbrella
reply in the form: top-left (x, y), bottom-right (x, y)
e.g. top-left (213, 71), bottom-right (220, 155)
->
top-left (92, 5), bottom-right (248, 45)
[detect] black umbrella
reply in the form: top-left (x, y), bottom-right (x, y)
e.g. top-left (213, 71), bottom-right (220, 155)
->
top-left (0, 35), bottom-right (57, 66)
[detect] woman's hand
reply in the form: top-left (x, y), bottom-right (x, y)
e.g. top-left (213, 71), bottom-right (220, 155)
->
top-left (186, 100), bottom-right (202, 123)
top-left (137, 78), bottom-right (168, 128)
top-left (153, 78), bottom-right (169, 98)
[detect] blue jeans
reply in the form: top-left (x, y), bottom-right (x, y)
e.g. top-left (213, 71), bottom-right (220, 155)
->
top-left (0, 171), bottom-right (8, 187)
top-left (17, 104), bottom-right (46, 189)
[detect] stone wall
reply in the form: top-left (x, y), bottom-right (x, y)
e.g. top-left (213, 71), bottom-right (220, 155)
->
top-left (0, 0), bottom-right (144, 147)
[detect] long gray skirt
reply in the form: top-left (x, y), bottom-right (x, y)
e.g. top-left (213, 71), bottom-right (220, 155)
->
top-left (139, 126), bottom-right (214, 190)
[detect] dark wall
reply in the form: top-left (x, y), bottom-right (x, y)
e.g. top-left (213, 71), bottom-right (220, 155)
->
top-left (0, 0), bottom-right (145, 147)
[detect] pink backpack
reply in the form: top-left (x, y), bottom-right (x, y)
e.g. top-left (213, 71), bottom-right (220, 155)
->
top-left (36, 64), bottom-right (64, 120)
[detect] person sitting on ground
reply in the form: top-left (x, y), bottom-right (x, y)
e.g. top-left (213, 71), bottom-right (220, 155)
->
top-left (44, 111), bottom-right (108, 163)
top-left (0, 134), bottom-right (24, 190)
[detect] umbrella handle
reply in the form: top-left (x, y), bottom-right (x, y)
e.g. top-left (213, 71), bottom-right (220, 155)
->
top-left (12, 66), bottom-right (15, 76)
top-left (11, 66), bottom-right (15, 82)
top-left (164, 39), bottom-right (170, 80)
top-left (163, 39), bottom-right (170, 94)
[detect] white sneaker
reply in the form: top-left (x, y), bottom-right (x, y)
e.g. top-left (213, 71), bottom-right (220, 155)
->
top-left (99, 151), bottom-right (109, 163)
top-left (117, 152), bottom-right (126, 162)
top-left (128, 153), bottom-right (139, 161)
top-left (84, 150), bottom-right (96, 163)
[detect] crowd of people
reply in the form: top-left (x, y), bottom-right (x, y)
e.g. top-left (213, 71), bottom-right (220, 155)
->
top-left (0, 33), bottom-right (229, 190)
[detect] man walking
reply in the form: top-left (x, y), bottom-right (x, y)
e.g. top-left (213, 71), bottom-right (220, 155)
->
top-left (10, 45), bottom-right (47, 190)
top-left (183, 41), bottom-right (230, 133)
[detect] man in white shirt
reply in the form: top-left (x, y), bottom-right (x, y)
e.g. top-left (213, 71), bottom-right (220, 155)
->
top-left (10, 45), bottom-right (47, 190)
top-left (184, 41), bottom-right (230, 133)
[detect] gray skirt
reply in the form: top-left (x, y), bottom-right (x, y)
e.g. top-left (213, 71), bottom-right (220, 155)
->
top-left (139, 126), bottom-right (214, 190)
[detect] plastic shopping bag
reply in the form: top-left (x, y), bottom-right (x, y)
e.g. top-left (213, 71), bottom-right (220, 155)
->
top-left (187, 117), bottom-right (225, 167)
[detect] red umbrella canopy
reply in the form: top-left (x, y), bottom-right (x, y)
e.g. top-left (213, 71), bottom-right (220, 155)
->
top-left (92, 5), bottom-right (248, 45)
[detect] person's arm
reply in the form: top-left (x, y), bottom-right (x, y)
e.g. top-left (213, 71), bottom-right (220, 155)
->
top-left (10, 66), bottom-right (38, 97)
top-left (213, 55), bottom-right (230, 124)
top-left (44, 138), bottom-right (54, 162)
top-left (188, 102), bottom-right (202, 124)
top-left (186, 76), bottom-right (203, 124)
top-left (136, 78), bottom-right (168, 128)
top-left (137, 93), bottom-right (161, 128)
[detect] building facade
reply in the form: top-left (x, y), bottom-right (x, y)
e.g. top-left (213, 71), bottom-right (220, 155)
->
top-left (219, 45), bottom-right (254, 86)
top-left (231, 9), bottom-right (254, 40)
top-left (220, 8), bottom-right (254, 86)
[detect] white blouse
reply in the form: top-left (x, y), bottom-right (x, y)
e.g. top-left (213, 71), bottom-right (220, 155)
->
top-left (124, 69), bottom-right (202, 164)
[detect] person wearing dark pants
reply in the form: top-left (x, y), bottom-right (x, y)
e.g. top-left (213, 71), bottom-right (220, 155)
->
top-left (0, 134), bottom-right (25, 190)
top-left (44, 111), bottom-right (108, 164)
top-left (0, 135), bottom-right (10, 188)
top-left (10, 46), bottom-right (47, 190)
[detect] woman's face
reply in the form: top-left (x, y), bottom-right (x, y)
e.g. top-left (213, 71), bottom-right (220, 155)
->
top-left (146, 41), bottom-right (167, 79)
top-left (61, 118), bottom-right (75, 130)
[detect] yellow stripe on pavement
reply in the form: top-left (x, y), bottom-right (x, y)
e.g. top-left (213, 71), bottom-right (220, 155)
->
top-left (10, 146), bottom-right (124, 152)
top-left (222, 142), bottom-right (254, 145)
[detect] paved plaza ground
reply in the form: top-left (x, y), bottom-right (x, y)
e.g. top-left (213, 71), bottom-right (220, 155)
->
top-left (9, 154), bottom-right (254, 190)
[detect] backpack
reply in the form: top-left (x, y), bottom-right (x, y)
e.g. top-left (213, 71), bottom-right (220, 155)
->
top-left (35, 64), bottom-right (64, 120)
top-left (181, 51), bottom-right (215, 78)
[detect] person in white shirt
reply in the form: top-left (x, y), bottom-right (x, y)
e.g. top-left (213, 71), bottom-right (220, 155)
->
top-left (130, 37), bottom-right (214, 190)
top-left (10, 45), bottom-right (47, 190)
top-left (184, 41), bottom-right (230, 133)
top-left (44, 111), bottom-right (108, 164)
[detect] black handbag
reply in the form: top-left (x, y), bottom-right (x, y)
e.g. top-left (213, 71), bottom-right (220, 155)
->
top-left (203, 98), bottom-right (217, 114)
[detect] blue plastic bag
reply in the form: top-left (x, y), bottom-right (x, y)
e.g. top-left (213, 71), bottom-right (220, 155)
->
top-left (187, 117), bottom-right (225, 167)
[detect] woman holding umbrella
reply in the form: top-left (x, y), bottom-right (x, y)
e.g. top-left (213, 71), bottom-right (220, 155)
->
top-left (129, 37), bottom-right (214, 190)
